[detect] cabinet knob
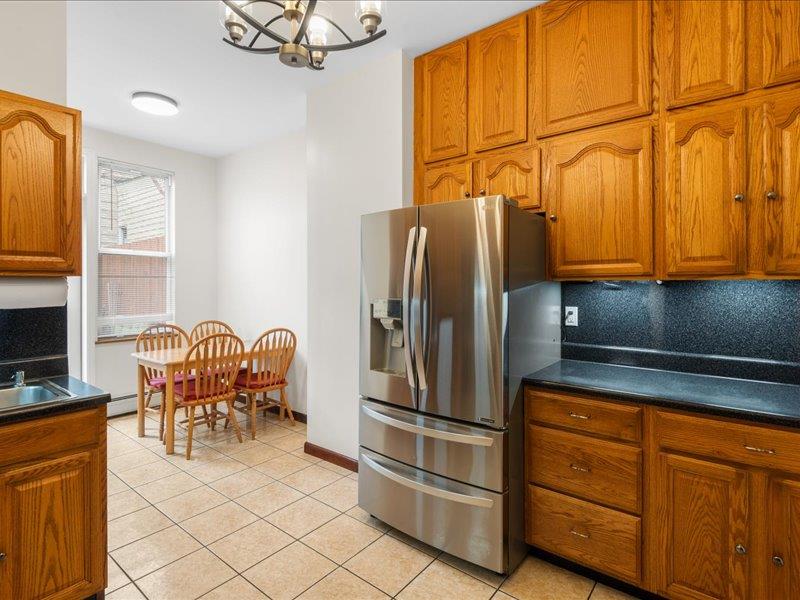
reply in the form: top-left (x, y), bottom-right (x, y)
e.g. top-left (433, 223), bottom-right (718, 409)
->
top-left (549, 214), bottom-right (558, 222)
top-left (0, 552), bottom-right (6, 561)
top-left (766, 190), bottom-right (779, 200)
top-left (733, 193), bottom-right (745, 202)
top-left (735, 544), bottom-right (747, 555)
top-left (773, 555), bottom-right (785, 568)
top-left (479, 189), bottom-right (486, 196)
top-left (464, 192), bottom-right (471, 198)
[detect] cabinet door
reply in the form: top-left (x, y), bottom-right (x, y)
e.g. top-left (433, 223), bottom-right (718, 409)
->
top-left (0, 450), bottom-right (103, 600)
top-left (422, 162), bottom-right (472, 205)
top-left (768, 477), bottom-right (800, 598)
top-left (661, 0), bottom-right (745, 108)
top-left (763, 90), bottom-right (800, 274)
top-left (0, 91), bottom-right (81, 275)
top-left (544, 122), bottom-right (653, 278)
top-left (760, 0), bottom-right (800, 88)
top-left (664, 107), bottom-right (747, 276)
top-left (420, 40), bottom-right (468, 163)
top-left (475, 146), bottom-right (540, 210)
top-left (535, 0), bottom-right (651, 137)
top-left (469, 14), bottom-right (527, 152)
top-left (654, 453), bottom-right (750, 600)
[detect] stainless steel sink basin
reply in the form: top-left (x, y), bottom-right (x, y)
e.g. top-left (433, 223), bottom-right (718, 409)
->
top-left (0, 382), bottom-right (74, 413)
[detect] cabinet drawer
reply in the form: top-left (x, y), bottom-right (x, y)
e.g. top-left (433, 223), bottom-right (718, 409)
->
top-left (655, 409), bottom-right (800, 473)
top-left (528, 425), bottom-right (641, 514)
top-left (528, 485), bottom-right (641, 584)
top-left (526, 388), bottom-right (642, 442)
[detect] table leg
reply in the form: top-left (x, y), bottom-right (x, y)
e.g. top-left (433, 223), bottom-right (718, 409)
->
top-left (137, 364), bottom-right (145, 437)
top-left (165, 364), bottom-right (175, 455)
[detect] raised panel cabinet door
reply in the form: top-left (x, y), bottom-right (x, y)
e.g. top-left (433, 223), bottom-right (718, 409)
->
top-left (761, 0), bottom-right (800, 88)
top-left (544, 122), bottom-right (653, 278)
top-left (469, 14), bottom-right (527, 152)
top-left (661, 0), bottom-right (745, 109)
top-left (421, 40), bottom-right (468, 163)
top-left (0, 91), bottom-right (81, 275)
top-left (654, 453), bottom-right (750, 600)
top-left (763, 90), bottom-right (800, 274)
top-left (475, 146), bottom-right (540, 210)
top-left (535, 0), bottom-right (652, 137)
top-left (0, 450), bottom-right (103, 600)
top-left (422, 162), bottom-right (472, 205)
top-left (768, 478), bottom-right (800, 599)
top-left (664, 107), bottom-right (747, 276)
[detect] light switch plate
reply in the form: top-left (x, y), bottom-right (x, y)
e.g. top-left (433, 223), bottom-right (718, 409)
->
top-left (565, 306), bottom-right (578, 327)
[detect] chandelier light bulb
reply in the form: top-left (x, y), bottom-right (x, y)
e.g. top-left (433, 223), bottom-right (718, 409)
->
top-left (219, 0), bottom-right (250, 43)
top-left (356, 0), bottom-right (383, 35)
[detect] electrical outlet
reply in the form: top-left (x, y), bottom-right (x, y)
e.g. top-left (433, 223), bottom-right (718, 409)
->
top-left (565, 306), bottom-right (578, 327)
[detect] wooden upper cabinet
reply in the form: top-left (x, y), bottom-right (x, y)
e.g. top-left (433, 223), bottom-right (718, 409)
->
top-left (469, 14), bottom-right (527, 152)
top-left (0, 450), bottom-right (104, 600)
top-left (422, 162), bottom-right (472, 205)
top-left (654, 453), bottom-right (750, 600)
top-left (0, 90), bottom-right (81, 276)
top-left (544, 121), bottom-right (653, 278)
top-left (420, 40), bottom-right (468, 164)
top-left (661, 0), bottom-right (745, 109)
top-left (759, 0), bottom-right (800, 89)
top-left (534, 0), bottom-right (652, 137)
top-left (762, 90), bottom-right (800, 275)
top-left (768, 477), bottom-right (800, 598)
top-left (474, 146), bottom-right (540, 210)
top-left (664, 106), bottom-right (747, 276)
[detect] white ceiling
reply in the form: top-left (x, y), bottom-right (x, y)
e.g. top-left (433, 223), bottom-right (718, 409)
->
top-left (67, 0), bottom-right (542, 157)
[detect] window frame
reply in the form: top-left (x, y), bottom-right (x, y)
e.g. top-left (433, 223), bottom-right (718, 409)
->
top-left (95, 157), bottom-right (176, 342)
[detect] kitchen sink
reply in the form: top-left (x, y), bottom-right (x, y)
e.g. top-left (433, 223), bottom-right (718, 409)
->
top-left (0, 382), bottom-right (75, 414)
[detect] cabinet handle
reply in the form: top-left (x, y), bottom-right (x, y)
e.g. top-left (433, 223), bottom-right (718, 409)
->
top-left (549, 214), bottom-right (558, 222)
top-left (570, 530), bottom-right (590, 539)
top-left (464, 192), bottom-right (471, 198)
top-left (773, 555), bottom-right (785, 567)
top-left (479, 189), bottom-right (486, 196)
top-left (568, 411), bottom-right (590, 420)
top-left (569, 463), bottom-right (590, 473)
top-left (0, 552), bottom-right (5, 561)
top-left (735, 544), bottom-right (747, 555)
top-left (743, 445), bottom-right (775, 455)
top-left (766, 190), bottom-right (779, 200)
top-left (733, 193), bottom-right (745, 202)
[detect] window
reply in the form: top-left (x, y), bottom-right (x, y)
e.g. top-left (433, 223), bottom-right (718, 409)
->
top-left (96, 159), bottom-right (175, 340)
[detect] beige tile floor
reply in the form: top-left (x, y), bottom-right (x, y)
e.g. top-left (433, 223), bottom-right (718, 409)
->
top-left (105, 410), bottom-right (641, 600)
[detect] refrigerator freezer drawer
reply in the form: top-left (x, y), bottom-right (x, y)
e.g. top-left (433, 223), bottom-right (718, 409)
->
top-left (359, 398), bottom-right (506, 492)
top-left (358, 448), bottom-right (507, 573)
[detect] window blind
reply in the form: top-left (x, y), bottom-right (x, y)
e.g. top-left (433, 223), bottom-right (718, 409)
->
top-left (97, 159), bottom-right (175, 339)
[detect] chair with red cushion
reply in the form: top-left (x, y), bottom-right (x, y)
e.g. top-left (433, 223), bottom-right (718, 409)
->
top-left (135, 324), bottom-right (189, 425)
top-left (233, 328), bottom-right (297, 440)
top-left (169, 333), bottom-right (245, 459)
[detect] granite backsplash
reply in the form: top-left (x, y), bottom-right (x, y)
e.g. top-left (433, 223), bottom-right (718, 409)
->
top-left (0, 305), bottom-right (68, 382)
top-left (561, 280), bottom-right (800, 384)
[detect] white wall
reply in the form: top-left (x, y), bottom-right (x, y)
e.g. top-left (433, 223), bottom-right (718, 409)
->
top-left (306, 50), bottom-right (413, 459)
top-left (82, 127), bottom-right (218, 399)
top-left (216, 132), bottom-right (308, 413)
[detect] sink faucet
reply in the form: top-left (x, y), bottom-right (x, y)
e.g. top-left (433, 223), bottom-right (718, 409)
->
top-left (11, 371), bottom-right (24, 387)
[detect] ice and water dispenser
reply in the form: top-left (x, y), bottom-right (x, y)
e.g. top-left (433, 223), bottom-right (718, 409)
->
top-left (370, 298), bottom-right (406, 377)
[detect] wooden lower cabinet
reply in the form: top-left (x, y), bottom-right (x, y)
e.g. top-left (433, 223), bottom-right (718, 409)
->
top-left (768, 477), bottom-right (800, 597)
top-left (0, 408), bottom-right (106, 600)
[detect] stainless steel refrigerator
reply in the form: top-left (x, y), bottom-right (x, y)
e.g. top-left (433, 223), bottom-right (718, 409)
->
top-left (358, 195), bottom-right (560, 574)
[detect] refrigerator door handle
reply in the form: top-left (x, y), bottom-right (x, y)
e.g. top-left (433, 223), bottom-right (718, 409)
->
top-left (402, 227), bottom-right (416, 389)
top-left (361, 404), bottom-right (495, 447)
top-left (361, 452), bottom-right (495, 508)
top-left (413, 226), bottom-right (428, 390)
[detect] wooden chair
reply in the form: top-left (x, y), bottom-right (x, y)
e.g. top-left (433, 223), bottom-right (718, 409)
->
top-left (189, 319), bottom-right (234, 343)
top-left (233, 328), bottom-right (297, 440)
top-left (135, 324), bottom-right (190, 418)
top-left (165, 333), bottom-right (245, 459)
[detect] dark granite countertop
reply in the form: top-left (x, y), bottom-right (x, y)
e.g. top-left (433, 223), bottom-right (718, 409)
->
top-left (524, 359), bottom-right (800, 428)
top-left (0, 375), bottom-right (110, 427)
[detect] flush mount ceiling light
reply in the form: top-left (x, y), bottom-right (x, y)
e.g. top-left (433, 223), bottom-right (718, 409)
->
top-left (130, 92), bottom-right (179, 116)
top-left (220, 0), bottom-right (386, 70)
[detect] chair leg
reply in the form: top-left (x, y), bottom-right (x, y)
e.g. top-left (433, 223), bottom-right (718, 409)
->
top-left (186, 405), bottom-right (196, 460)
top-left (144, 388), bottom-right (153, 409)
top-left (226, 400), bottom-right (243, 443)
top-left (280, 388), bottom-right (295, 425)
top-left (250, 393), bottom-right (257, 440)
top-left (201, 404), bottom-right (213, 430)
top-left (158, 400), bottom-right (165, 441)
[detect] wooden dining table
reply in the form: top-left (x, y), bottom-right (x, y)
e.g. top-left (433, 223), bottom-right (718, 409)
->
top-left (131, 342), bottom-right (257, 454)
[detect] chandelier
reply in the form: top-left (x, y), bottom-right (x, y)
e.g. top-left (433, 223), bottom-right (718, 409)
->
top-left (220, 0), bottom-right (386, 70)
